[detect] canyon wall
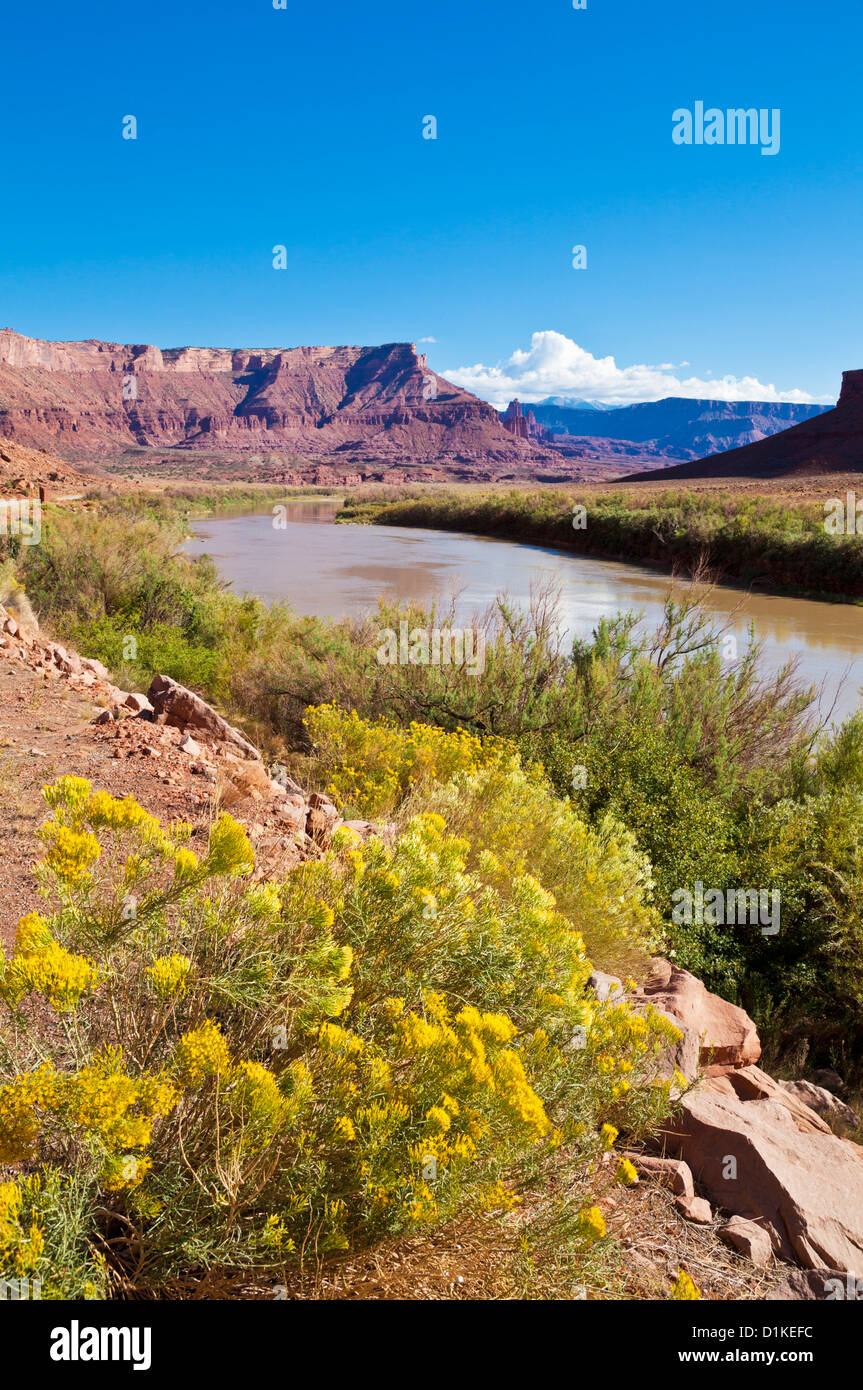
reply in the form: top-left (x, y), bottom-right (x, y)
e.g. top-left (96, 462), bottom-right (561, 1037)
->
top-left (0, 330), bottom-right (548, 468)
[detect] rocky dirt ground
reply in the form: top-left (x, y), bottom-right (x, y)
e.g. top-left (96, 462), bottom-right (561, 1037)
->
top-left (0, 438), bottom-right (92, 498)
top-left (0, 607), bottom-right (354, 953)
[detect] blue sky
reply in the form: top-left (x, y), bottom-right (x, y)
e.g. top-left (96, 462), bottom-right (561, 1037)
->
top-left (2, 0), bottom-right (861, 405)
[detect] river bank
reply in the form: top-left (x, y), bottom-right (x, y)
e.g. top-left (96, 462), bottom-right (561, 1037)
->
top-left (337, 485), bottom-right (863, 603)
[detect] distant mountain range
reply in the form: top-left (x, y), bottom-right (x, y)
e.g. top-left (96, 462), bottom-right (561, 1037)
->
top-left (626, 372), bottom-right (863, 480)
top-left (521, 396), bottom-right (832, 465)
top-left (535, 396), bottom-right (613, 412)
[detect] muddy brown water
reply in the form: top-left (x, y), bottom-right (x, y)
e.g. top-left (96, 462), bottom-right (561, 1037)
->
top-left (183, 497), bottom-right (863, 726)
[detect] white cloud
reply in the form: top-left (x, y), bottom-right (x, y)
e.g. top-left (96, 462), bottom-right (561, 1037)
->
top-left (418, 336), bottom-right (437, 343)
top-left (443, 331), bottom-right (828, 409)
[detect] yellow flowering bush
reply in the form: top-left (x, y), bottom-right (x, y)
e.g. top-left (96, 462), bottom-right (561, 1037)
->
top-left (576, 1205), bottom-right (607, 1244)
top-left (0, 770), bottom-right (677, 1297)
top-left (173, 1020), bottom-right (233, 1088)
top-left (616, 1157), bottom-right (638, 1186)
top-left (308, 709), bottom-right (660, 971)
top-left (0, 913), bottom-right (101, 1011)
top-left (0, 1178), bottom-right (44, 1275)
top-left (146, 953), bottom-right (192, 1001)
top-left (420, 751), bottom-right (662, 973)
top-left (304, 704), bottom-right (491, 818)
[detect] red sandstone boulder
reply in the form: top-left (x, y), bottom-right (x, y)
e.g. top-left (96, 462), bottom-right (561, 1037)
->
top-left (639, 958), bottom-right (761, 1071)
top-left (622, 1152), bottom-right (694, 1199)
top-left (766, 1268), bottom-right (854, 1300)
top-left (306, 792), bottom-right (340, 849)
top-left (148, 673), bottom-right (259, 760)
top-left (641, 1003), bottom-right (700, 1083)
top-left (125, 692), bottom-right (154, 715)
top-left (778, 1079), bottom-right (860, 1130)
top-left (338, 819), bottom-right (396, 846)
top-left (80, 655), bottom-right (110, 681)
top-left (665, 1074), bottom-right (863, 1271)
top-left (677, 1194), bottom-right (713, 1224)
top-left (719, 1216), bottom-right (774, 1267)
top-left (719, 1067), bottom-right (832, 1136)
top-left (52, 643), bottom-right (81, 676)
top-left (588, 969), bottom-right (624, 1002)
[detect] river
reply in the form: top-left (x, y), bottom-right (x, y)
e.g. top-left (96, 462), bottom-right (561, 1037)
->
top-left (182, 497), bottom-right (863, 725)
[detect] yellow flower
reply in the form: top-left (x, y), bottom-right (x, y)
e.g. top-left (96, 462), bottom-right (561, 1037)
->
top-left (0, 1180), bottom-right (44, 1274)
top-left (42, 775), bottom-right (92, 813)
top-left (173, 847), bottom-right (199, 879)
top-left (64, 1052), bottom-right (178, 1149)
top-left (0, 1064), bottom-right (59, 1162)
top-left (670, 1267), bottom-right (701, 1300)
top-left (228, 1061), bottom-right (292, 1142)
top-left (14, 913), bottom-right (51, 953)
top-left (479, 1180), bottom-right (521, 1213)
top-left (318, 1021), bottom-right (364, 1056)
top-left (576, 1205), bottom-right (606, 1244)
top-left (492, 1050), bottom-right (551, 1139)
top-left (476, 1011), bottom-right (517, 1045)
top-left (2, 916), bottom-right (101, 1011)
top-left (146, 954), bottom-right (192, 1002)
top-left (400, 1014), bottom-right (443, 1051)
top-left (408, 1182), bottom-right (439, 1225)
top-left (40, 825), bottom-right (101, 885)
top-left (100, 1154), bottom-right (152, 1191)
top-left (308, 900), bottom-right (335, 931)
top-left (616, 1157), bottom-right (638, 1186)
top-left (599, 1123), bottom-right (618, 1150)
top-left (173, 1021), bottom-right (232, 1087)
top-left (204, 814), bottom-right (254, 877)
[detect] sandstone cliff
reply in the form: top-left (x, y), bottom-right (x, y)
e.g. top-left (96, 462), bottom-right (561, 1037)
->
top-left (0, 330), bottom-right (551, 469)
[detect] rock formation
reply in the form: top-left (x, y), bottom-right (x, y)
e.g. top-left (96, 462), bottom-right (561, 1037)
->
top-left (148, 673), bottom-right (261, 760)
top-left (603, 957), bottom-right (863, 1288)
top-left (500, 398), bottom-right (548, 442)
top-left (0, 436), bottom-right (89, 496)
top-left (639, 958), bottom-right (761, 1073)
top-left (0, 330), bottom-right (554, 471)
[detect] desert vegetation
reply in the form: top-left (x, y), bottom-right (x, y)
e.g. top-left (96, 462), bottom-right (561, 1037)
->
top-left (3, 489), bottom-right (863, 1296)
top-left (0, 752), bottom-right (678, 1296)
top-left (10, 494), bottom-right (863, 1052)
